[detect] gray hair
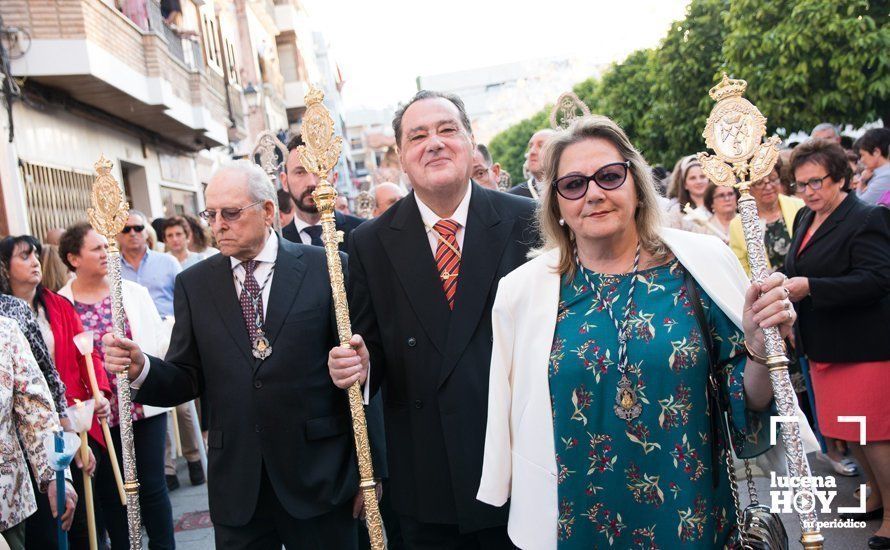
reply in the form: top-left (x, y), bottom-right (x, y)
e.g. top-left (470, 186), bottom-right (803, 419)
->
top-left (392, 90), bottom-right (473, 146)
top-left (538, 115), bottom-right (667, 279)
top-left (811, 122), bottom-right (838, 138)
top-left (218, 159), bottom-right (277, 205)
top-left (128, 209), bottom-right (149, 225)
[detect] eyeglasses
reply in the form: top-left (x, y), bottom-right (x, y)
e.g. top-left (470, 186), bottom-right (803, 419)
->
top-left (199, 201), bottom-right (263, 223)
top-left (552, 161), bottom-right (631, 200)
top-left (121, 225), bottom-right (145, 234)
top-left (792, 175), bottom-right (829, 191)
top-left (713, 192), bottom-right (737, 201)
top-left (752, 176), bottom-right (780, 189)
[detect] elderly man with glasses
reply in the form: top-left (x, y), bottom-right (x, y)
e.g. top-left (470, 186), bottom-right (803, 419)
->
top-left (103, 160), bottom-right (386, 549)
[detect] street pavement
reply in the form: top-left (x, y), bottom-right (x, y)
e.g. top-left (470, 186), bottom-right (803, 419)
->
top-left (167, 452), bottom-right (880, 549)
top-left (168, 458), bottom-right (214, 549)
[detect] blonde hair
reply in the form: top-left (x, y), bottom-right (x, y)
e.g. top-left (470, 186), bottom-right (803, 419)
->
top-left (39, 244), bottom-right (70, 292)
top-left (667, 155), bottom-right (703, 205)
top-left (538, 115), bottom-right (667, 279)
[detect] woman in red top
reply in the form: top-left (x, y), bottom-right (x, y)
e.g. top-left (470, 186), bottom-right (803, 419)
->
top-left (1, 235), bottom-right (112, 550)
top-left (783, 140), bottom-right (890, 550)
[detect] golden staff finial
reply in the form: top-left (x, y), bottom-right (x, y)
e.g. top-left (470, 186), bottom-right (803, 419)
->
top-left (696, 76), bottom-right (824, 550)
top-left (89, 156), bottom-right (143, 549)
top-left (297, 86), bottom-right (387, 550)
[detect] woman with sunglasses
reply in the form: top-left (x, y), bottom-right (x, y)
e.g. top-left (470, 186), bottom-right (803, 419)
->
top-left (0, 235), bottom-right (112, 549)
top-left (728, 157), bottom-right (805, 276)
top-left (57, 223), bottom-right (176, 549)
top-left (477, 116), bottom-right (810, 549)
top-left (783, 139), bottom-right (890, 550)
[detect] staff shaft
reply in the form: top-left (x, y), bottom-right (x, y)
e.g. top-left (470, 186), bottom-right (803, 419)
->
top-left (738, 194), bottom-right (821, 547)
top-left (107, 248), bottom-right (143, 549)
top-left (320, 209), bottom-right (386, 550)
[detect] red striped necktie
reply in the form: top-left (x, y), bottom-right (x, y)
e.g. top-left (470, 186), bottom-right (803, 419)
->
top-left (433, 219), bottom-right (461, 310)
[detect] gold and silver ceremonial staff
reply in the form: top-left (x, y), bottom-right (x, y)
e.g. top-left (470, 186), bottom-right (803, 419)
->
top-left (697, 75), bottom-right (823, 549)
top-left (297, 86), bottom-right (386, 550)
top-left (88, 156), bottom-right (143, 550)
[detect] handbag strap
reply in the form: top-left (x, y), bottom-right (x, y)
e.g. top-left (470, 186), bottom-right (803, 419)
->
top-left (684, 268), bottom-right (752, 547)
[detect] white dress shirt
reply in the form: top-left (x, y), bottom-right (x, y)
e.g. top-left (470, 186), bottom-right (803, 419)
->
top-left (133, 230), bottom-right (279, 388)
top-left (230, 230), bottom-right (279, 318)
top-left (291, 215), bottom-right (320, 245)
top-left (414, 182), bottom-right (472, 255)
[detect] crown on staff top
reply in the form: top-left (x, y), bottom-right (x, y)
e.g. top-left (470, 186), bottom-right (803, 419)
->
top-left (94, 154), bottom-right (113, 175)
top-left (708, 73), bottom-right (748, 102)
top-left (305, 86), bottom-right (325, 107)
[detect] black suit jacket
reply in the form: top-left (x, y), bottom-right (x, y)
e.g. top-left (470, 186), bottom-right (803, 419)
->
top-left (281, 210), bottom-right (364, 251)
top-left (783, 193), bottom-right (890, 362)
top-left (347, 183), bottom-right (537, 531)
top-left (134, 237), bottom-right (386, 526)
top-left (507, 179), bottom-right (535, 199)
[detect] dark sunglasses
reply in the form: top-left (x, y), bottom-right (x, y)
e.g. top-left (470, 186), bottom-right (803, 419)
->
top-left (121, 225), bottom-right (145, 234)
top-left (199, 200), bottom-right (263, 223)
top-left (553, 161), bottom-right (631, 200)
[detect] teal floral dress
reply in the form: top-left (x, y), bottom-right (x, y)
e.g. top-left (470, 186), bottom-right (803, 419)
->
top-left (550, 259), bottom-right (771, 548)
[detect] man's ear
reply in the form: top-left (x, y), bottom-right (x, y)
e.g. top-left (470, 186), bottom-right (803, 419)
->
top-left (491, 163), bottom-right (501, 179)
top-left (330, 171), bottom-right (339, 185)
top-left (278, 171), bottom-right (288, 192)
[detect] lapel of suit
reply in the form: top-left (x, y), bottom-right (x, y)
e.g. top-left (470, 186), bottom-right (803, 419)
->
top-left (207, 254), bottom-right (254, 364)
top-left (379, 193), bottom-right (451, 355)
top-left (796, 193), bottom-right (854, 258)
top-left (438, 185), bottom-right (514, 387)
top-left (255, 240), bottom-right (306, 370)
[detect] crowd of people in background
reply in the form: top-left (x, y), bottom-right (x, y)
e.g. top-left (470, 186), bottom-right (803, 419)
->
top-left (0, 93), bottom-right (888, 550)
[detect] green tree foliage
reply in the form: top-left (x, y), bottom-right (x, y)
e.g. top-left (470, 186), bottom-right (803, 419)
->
top-left (487, 107), bottom-right (549, 187)
top-left (723, 0), bottom-right (890, 133)
top-left (488, 0), bottom-right (890, 175)
top-left (647, 0), bottom-right (729, 167)
top-left (589, 49), bottom-right (663, 164)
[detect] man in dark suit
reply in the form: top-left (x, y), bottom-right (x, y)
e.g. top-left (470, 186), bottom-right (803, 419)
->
top-left (103, 160), bottom-right (384, 549)
top-left (508, 128), bottom-right (555, 200)
top-left (329, 90), bottom-right (537, 548)
top-left (280, 134), bottom-right (363, 250)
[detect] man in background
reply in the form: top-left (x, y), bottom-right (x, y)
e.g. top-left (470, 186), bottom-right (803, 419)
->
top-left (372, 182), bottom-right (406, 217)
top-left (471, 144), bottom-right (501, 190)
top-left (508, 128), bottom-right (554, 199)
top-left (280, 135), bottom-right (363, 250)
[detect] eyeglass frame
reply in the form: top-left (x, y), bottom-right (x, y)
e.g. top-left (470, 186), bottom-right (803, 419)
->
top-left (198, 200), bottom-right (264, 223)
top-left (552, 161), bottom-right (631, 200)
top-left (792, 174), bottom-right (830, 191)
top-left (751, 174), bottom-right (781, 189)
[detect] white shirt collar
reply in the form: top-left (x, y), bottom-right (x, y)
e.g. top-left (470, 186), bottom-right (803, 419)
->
top-left (291, 214), bottom-right (315, 234)
top-left (229, 229), bottom-right (279, 270)
top-left (414, 182), bottom-right (472, 229)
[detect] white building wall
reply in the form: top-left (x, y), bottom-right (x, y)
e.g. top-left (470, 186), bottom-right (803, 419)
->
top-left (10, 102), bottom-right (204, 225)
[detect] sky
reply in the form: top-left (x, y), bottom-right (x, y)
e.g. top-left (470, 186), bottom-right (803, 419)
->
top-left (302, 0), bottom-right (692, 111)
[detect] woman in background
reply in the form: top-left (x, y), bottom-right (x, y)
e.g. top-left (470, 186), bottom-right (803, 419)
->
top-left (1, 235), bottom-right (111, 549)
top-left (59, 223), bottom-right (175, 549)
top-left (784, 139), bottom-right (890, 550)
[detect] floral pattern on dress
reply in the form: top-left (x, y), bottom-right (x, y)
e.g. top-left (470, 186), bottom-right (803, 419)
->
top-left (74, 296), bottom-right (145, 427)
top-left (0, 318), bottom-right (62, 530)
top-left (764, 218), bottom-right (791, 272)
top-left (549, 259), bottom-right (771, 548)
